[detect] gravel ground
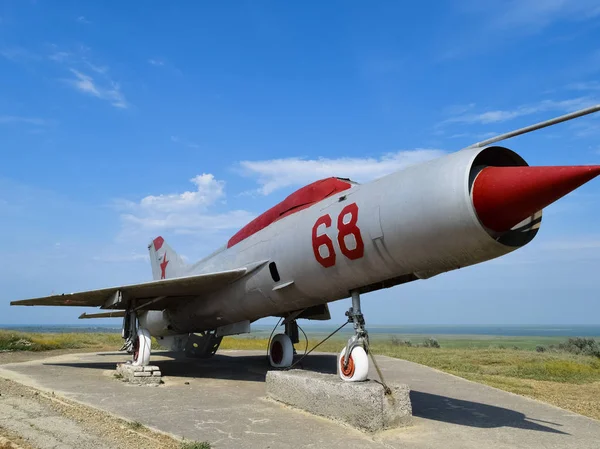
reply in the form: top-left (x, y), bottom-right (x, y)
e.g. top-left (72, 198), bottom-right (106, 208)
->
top-left (0, 350), bottom-right (185, 449)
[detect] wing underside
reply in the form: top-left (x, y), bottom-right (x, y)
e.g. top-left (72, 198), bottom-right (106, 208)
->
top-left (11, 267), bottom-right (251, 311)
top-left (79, 311), bottom-right (126, 319)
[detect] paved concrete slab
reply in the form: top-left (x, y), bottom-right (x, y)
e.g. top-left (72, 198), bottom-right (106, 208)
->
top-left (0, 350), bottom-right (599, 449)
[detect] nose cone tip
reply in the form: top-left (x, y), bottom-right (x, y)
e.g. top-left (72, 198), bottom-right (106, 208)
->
top-left (472, 165), bottom-right (600, 233)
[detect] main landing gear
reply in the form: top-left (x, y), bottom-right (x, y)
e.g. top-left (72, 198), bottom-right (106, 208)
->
top-left (338, 291), bottom-right (369, 382)
top-left (121, 311), bottom-right (152, 366)
top-left (268, 320), bottom-right (298, 368)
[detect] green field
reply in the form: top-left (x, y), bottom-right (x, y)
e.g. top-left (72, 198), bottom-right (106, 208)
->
top-left (1, 329), bottom-right (599, 420)
top-left (231, 331), bottom-right (576, 350)
top-left (0, 330), bottom-right (123, 352)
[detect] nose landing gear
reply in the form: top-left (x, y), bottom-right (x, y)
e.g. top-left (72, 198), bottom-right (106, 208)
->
top-left (338, 290), bottom-right (370, 382)
top-left (266, 291), bottom-right (371, 380)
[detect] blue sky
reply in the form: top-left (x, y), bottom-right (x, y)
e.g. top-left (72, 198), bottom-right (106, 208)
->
top-left (1, 1), bottom-right (600, 326)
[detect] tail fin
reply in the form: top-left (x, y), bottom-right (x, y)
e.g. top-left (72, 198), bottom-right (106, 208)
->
top-left (148, 236), bottom-right (188, 280)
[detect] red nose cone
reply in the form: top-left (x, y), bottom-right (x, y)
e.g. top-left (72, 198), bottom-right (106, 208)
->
top-left (472, 165), bottom-right (600, 233)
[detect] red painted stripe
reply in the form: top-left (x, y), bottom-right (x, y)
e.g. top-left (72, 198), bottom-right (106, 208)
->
top-left (227, 177), bottom-right (352, 248)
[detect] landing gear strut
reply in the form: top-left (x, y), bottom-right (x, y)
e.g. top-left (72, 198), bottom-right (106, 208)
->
top-left (338, 290), bottom-right (369, 381)
top-left (121, 310), bottom-right (152, 366)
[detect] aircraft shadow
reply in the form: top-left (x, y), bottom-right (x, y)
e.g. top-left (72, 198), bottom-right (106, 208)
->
top-left (411, 391), bottom-right (568, 435)
top-left (45, 353), bottom-right (568, 434)
top-left (44, 352), bottom-right (338, 383)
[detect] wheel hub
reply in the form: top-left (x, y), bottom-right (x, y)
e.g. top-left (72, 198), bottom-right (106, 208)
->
top-left (340, 352), bottom-right (355, 377)
top-left (271, 340), bottom-right (284, 364)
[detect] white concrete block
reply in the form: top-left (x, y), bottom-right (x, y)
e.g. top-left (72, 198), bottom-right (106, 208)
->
top-left (266, 370), bottom-right (412, 432)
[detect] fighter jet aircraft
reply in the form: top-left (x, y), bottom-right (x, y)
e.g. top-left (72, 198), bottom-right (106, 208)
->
top-left (11, 105), bottom-right (600, 382)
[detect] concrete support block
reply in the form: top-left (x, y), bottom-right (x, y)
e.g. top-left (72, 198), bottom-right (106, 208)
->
top-left (116, 363), bottom-right (161, 386)
top-left (266, 370), bottom-right (412, 432)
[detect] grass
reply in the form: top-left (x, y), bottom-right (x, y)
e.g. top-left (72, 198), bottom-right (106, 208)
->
top-left (0, 330), bottom-right (164, 352)
top-left (180, 441), bottom-right (211, 449)
top-left (0, 330), bottom-right (123, 352)
top-left (129, 421), bottom-right (144, 430)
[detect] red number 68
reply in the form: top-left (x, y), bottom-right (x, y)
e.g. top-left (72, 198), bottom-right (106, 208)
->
top-left (311, 203), bottom-right (364, 268)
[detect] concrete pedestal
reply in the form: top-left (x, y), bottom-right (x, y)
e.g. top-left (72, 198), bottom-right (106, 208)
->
top-left (266, 369), bottom-right (412, 432)
top-left (115, 363), bottom-right (162, 386)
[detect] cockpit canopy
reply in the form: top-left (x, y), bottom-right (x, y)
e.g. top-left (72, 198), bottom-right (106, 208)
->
top-left (227, 177), bottom-right (354, 248)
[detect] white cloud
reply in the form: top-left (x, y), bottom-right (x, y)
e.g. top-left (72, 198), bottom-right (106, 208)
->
top-left (45, 44), bottom-right (129, 109)
top-left (441, 97), bottom-right (598, 126)
top-left (92, 253), bottom-right (149, 263)
top-left (121, 210), bottom-right (254, 234)
top-left (239, 150), bottom-right (444, 195)
top-left (49, 50), bottom-right (102, 74)
top-left (69, 69), bottom-right (99, 95)
top-left (48, 51), bottom-right (71, 62)
top-left (440, 2), bottom-right (600, 61)
top-left (0, 116), bottom-right (49, 126)
top-left (171, 135), bottom-right (200, 149)
top-left (0, 46), bottom-right (41, 62)
top-left (491, 0), bottom-right (600, 30)
top-left (568, 81), bottom-right (600, 92)
top-left (459, 0), bottom-right (600, 32)
top-left (442, 103), bottom-right (476, 116)
top-left (542, 239), bottom-right (600, 251)
top-left (139, 174), bottom-right (224, 213)
top-left (569, 118), bottom-right (600, 138)
top-left (84, 61), bottom-right (108, 74)
top-left (67, 69), bottom-right (128, 109)
top-left (147, 58), bottom-right (182, 76)
top-left (117, 174), bottom-right (254, 235)
top-left (449, 131), bottom-right (497, 140)
top-left (76, 16), bottom-right (91, 24)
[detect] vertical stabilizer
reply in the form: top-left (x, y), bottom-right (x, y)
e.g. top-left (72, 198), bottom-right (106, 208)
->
top-left (148, 236), bottom-right (188, 280)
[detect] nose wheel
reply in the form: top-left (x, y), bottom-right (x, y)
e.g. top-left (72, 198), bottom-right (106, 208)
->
top-left (338, 345), bottom-right (369, 381)
top-left (338, 290), bottom-right (370, 382)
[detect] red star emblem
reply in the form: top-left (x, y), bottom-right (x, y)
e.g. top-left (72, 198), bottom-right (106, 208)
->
top-left (160, 253), bottom-right (169, 279)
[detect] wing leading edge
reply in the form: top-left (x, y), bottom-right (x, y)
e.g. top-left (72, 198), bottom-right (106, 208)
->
top-left (10, 267), bottom-right (249, 309)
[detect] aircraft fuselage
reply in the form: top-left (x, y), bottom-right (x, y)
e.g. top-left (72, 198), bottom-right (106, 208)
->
top-left (142, 145), bottom-right (540, 336)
